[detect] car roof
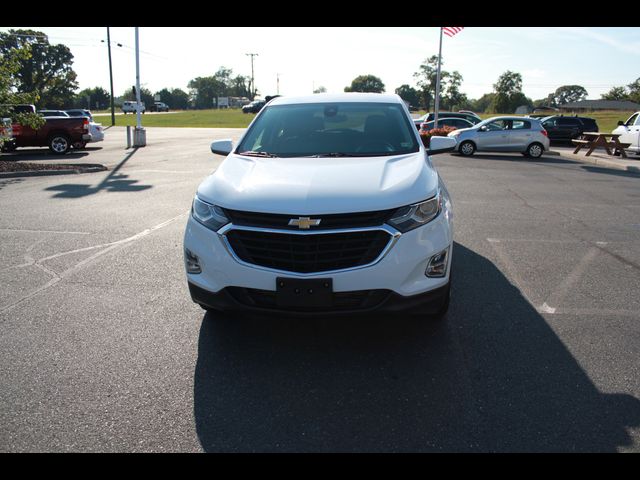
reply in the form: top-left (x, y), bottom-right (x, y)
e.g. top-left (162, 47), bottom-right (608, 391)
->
top-left (268, 92), bottom-right (404, 106)
top-left (485, 116), bottom-right (541, 122)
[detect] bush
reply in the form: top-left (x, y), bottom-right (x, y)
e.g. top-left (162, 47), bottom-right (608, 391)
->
top-left (419, 126), bottom-right (457, 147)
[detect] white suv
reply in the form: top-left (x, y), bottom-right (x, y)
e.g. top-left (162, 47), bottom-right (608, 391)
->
top-left (184, 93), bottom-right (456, 318)
top-left (121, 101), bottom-right (145, 114)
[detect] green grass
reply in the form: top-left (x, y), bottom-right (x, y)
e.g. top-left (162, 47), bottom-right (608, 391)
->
top-left (92, 109), bottom-right (253, 128)
top-left (92, 108), bottom-right (636, 133)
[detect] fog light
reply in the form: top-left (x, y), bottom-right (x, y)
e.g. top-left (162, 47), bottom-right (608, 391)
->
top-left (426, 247), bottom-right (449, 278)
top-left (185, 249), bottom-right (202, 274)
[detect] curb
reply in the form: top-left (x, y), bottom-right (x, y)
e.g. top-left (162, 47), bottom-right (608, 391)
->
top-left (549, 150), bottom-right (640, 174)
top-left (0, 164), bottom-right (108, 179)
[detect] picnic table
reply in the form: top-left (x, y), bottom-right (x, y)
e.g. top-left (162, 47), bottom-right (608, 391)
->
top-left (571, 132), bottom-right (631, 158)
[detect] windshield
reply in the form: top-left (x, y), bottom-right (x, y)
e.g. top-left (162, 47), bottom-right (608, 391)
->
top-left (236, 102), bottom-right (420, 157)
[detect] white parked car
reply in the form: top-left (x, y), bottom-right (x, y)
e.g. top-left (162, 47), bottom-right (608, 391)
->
top-left (65, 109), bottom-right (104, 148)
top-left (183, 93), bottom-right (457, 318)
top-left (612, 111), bottom-right (640, 155)
top-left (448, 116), bottom-right (550, 158)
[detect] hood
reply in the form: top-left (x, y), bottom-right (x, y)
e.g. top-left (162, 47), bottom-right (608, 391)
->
top-left (197, 151), bottom-right (439, 214)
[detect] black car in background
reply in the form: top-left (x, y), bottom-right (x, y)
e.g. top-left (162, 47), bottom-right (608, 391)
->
top-left (540, 115), bottom-right (599, 141)
top-left (413, 111), bottom-right (481, 130)
top-left (242, 100), bottom-right (266, 114)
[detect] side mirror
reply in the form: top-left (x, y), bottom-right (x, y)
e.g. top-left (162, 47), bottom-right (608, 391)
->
top-left (617, 120), bottom-right (625, 126)
top-left (478, 125), bottom-right (488, 132)
top-left (428, 136), bottom-right (457, 155)
top-left (210, 139), bottom-right (233, 156)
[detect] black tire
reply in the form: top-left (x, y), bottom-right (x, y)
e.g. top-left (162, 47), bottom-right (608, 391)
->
top-left (525, 142), bottom-right (544, 158)
top-left (48, 134), bottom-right (71, 155)
top-left (73, 141), bottom-right (87, 149)
top-left (459, 140), bottom-right (476, 156)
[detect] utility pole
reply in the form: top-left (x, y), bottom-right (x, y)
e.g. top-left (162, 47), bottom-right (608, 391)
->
top-left (106, 27), bottom-right (115, 127)
top-left (276, 73), bottom-right (280, 95)
top-left (246, 53), bottom-right (258, 99)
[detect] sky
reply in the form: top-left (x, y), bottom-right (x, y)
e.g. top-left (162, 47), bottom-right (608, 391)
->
top-left (2, 26), bottom-right (639, 103)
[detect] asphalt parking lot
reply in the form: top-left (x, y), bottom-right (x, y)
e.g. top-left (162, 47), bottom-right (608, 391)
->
top-left (1, 127), bottom-right (639, 452)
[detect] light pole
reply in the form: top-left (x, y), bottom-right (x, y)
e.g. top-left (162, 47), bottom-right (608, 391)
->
top-left (246, 53), bottom-right (258, 99)
top-left (133, 27), bottom-right (146, 147)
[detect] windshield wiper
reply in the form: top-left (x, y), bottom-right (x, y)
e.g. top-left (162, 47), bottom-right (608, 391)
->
top-left (238, 150), bottom-right (279, 158)
top-left (312, 152), bottom-right (363, 157)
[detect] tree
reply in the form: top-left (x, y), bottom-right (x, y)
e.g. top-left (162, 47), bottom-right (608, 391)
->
top-left (601, 86), bottom-right (628, 101)
top-left (169, 88), bottom-right (190, 109)
top-left (74, 87), bottom-right (110, 110)
top-left (472, 93), bottom-right (496, 113)
top-left (442, 71), bottom-right (467, 111)
top-left (413, 55), bottom-right (440, 110)
top-left (552, 85), bottom-right (588, 105)
top-left (187, 76), bottom-right (226, 109)
top-left (0, 29), bottom-right (78, 109)
top-left (313, 86), bottom-right (327, 94)
top-left (155, 88), bottom-right (190, 109)
top-left (229, 75), bottom-right (251, 98)
top-left (344, 74), bottom-right (385, 93)
top-left (187, 67), bottom-right (249, 109)
top-left (395, 84), bottom-right (420, 108)
top-left (489, 71), bottom-right (532, 113)
top-left (627, 77), bottom-right (640, 104)
top-left (121, 86), bottom-right (154, 107)
top-left (0, 42), bottom-right (45, 147)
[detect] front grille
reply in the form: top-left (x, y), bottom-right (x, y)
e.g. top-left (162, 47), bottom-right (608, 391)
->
top-left (225, 229), bottom-right (391, 273)
top-left (227, 287), bottom-right (391, 312)
top-left (223, 208), bottom-right (394, 230)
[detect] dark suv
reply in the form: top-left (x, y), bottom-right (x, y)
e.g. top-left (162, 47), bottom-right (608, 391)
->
top-left (540, 115), bottom-right (599, 141)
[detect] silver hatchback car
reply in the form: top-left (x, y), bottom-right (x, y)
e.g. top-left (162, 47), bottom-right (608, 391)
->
top-left (448, 116), bottom-right (550, 158)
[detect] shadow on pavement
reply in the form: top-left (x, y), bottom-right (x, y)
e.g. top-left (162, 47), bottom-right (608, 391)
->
top-left (0, 178), bottom-right (24, 190)
top-left (581, 165), bottom-right (640, 178)
top-left (193, 242), bottom-right (640, 452)
top-left (1, 149), bottom-right (90, 162)
top-left (44, 148), bottom-right (151, 198)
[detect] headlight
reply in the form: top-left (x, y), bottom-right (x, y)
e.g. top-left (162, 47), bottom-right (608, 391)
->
top-left (191, 195), bottom-right (229, 231)
top-left (387, 192), bottom-right (442, 233)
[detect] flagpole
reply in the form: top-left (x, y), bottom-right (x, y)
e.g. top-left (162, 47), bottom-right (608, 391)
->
top-left (434, 27), bottom-right (444, 127)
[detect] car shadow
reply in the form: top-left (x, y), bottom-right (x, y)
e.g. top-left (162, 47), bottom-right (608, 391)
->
top-left (1, 149), bottom-right (90, 161)
top-left (192, 242), bottom-right (640, 452)
top-left (44, 148), bottom-right (151, 198)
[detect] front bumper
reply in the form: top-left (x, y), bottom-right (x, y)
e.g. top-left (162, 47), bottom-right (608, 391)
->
top-left (188, 281), bottom-right (450, 316)
top-left (184, 207), bottom-right (453, 313)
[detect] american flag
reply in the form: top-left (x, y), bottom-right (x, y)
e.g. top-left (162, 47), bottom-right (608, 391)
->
top-left (442, 27), bottom-right (464, 37)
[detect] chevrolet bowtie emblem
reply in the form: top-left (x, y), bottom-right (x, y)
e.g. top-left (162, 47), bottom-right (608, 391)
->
top-left (288, 217), bottom-right (321, 229)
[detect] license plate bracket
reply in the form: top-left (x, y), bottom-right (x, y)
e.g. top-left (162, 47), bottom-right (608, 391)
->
top-left (276, 277), bottom-right (333, 308)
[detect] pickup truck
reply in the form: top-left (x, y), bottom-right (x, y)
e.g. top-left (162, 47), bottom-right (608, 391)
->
top-left (1, 114), bottom-right (91, 154)
top-left (612, 112), bottom-right (640, 154)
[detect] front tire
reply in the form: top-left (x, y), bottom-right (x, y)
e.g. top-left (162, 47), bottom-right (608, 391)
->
top-left (459, 140), bottom-right (476, 156)
top-left (48, 134), bottom-right (71, 155)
